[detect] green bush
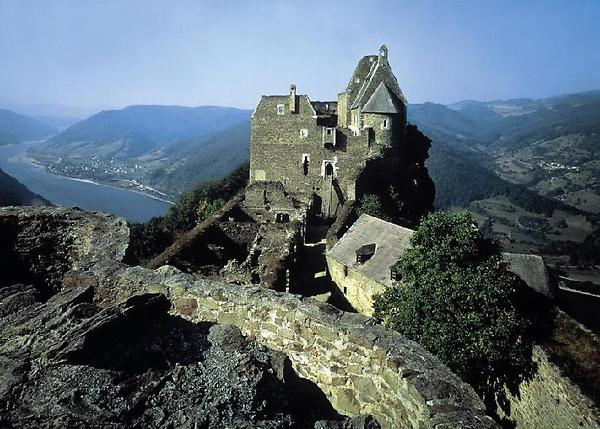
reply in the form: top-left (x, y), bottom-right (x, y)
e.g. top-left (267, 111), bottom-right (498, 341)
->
top-left (356, 194), bottom-right (386, 219)
top-left (374, 211), bottom-right (534, 409)
top-left (126, 163), bottom-right (248, 264)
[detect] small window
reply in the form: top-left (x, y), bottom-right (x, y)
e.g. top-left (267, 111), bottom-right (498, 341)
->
top-left (381, 119), bottom-right (389, 129)
top-left (276, 213), bottom-right (290, 223)
top-left (343, 286), bottom-right (348, 294)
top-left (277, 104), bottom-right (285, 115)
top-left (324, 162), bottom-right (334, 177)
top-left (326, 128), bottom-right (332, 136)
top-left (356, 243), bottom-right (376, 264)
top-left (343, 265), bottom-right (348, 277)
top-left (300, 129), bottom-right (308, 138)
top-left (302, 155), bottom-right (309, 176)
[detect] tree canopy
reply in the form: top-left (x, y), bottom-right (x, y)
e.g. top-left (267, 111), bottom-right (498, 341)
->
top-left (373, 211), bottom-right (534, 408)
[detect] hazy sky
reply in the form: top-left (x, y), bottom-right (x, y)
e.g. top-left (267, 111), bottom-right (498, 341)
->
top-left (1, 0), bottom-right (599, 110)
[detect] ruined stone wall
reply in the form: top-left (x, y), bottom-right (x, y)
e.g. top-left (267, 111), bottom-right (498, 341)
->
top-left (107, 268), bottom-right (495, 429)
top-left (327, 256), bottom-right (385, 316)
top-left (244, 181), bottom-right (304, 222)
top-left (325, 201), bottom-right (357, 250)
top-left (250, 93), bottom-right (373, 211)
top-left (498, 346), bottom-right (599, 428)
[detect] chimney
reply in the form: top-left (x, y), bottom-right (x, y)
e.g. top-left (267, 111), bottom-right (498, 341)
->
top-left (289, 84), bottom-right (297, 113)
top-left (378, 44), bottom-right (388, 64)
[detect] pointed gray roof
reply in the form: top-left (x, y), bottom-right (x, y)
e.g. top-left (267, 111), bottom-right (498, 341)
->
top-left (361, 82), bottom-right (403, 114)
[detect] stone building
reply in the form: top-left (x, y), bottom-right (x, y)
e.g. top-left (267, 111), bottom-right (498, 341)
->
top-left (327, 214), bottom-right (413, 315)
top-left (328, 215), bottom-right (558, 316)
top-left (249, 45), bottom-right (434, 223)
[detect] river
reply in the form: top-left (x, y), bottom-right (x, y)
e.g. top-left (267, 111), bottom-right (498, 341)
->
top-left (0, 141), bottom-right (173, 223)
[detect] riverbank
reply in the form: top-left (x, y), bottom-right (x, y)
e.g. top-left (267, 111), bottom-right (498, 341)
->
top-left (0, 140), bottom-right (173, 222)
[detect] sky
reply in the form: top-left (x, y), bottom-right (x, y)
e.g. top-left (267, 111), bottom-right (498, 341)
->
top-left (1, 0), bottom-right (599, 111)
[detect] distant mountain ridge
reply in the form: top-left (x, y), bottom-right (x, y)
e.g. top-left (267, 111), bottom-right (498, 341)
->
top-left (42, 105), bottom-right (252, 159)
top-left (0, 109), bottom-right (56, 146)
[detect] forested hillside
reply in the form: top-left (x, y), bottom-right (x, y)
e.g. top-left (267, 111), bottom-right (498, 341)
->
top-left (0, 109), bottom-right (56, 146)
top-left (40, 105), bottom-right (251, 158)
top-left (410, 91), bottom-right (600, 274)
top-left (29, 106), bottom-right (251, 198)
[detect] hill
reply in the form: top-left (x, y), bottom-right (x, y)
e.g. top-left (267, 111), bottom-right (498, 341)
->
top-left (0, 109), bottom-right (56, 146)
top-left (29, 105), bottom-right (252, 197)
top-left (0, 168), bottom-right (51, 206)
top-left (39, 105), bottom-right (251, 159)
top-left (409, 91), bottom-right (600, 214)
top-left (149, 121), bottom-right (250, 192)
top-left (410, 92), bottom-right (600, 279)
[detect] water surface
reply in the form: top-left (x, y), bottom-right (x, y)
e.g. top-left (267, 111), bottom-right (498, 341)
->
top-left (0, 141), bottom-right (172, 222)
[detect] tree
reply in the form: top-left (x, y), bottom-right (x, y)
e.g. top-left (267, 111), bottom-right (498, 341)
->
top-left (196, 197), bottom-right (225, 222)
top-left (373, 211), bottom-right (533, 410)
top-left (356, 194), bottom-right (386, 219)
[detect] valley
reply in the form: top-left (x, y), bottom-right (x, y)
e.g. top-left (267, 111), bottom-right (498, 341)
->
top-left (28, 105), bottom-right (251, 199)
top-left (412, 91), bottom-right (600, 286)
top-left (2, 91), bottom-right (599, 284)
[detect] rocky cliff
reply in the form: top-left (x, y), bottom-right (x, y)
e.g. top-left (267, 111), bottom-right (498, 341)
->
top-left (0, 206), bottom-right (495, 428)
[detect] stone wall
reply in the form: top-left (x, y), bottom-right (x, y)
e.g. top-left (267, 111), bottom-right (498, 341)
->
top-left (327, 256), bottom-right (385, 316)
top-left (250, 92), bottom-right (372, 214)
top-left (498, 346), bottom-right (599, 428)
top-left (0, 207), bottom-right (495, 428)
top-left (6, 208), bottom-right (598, 428)
top-left (97, 265), bottom-right (496, 429)
top-left (362, 112), bottom-right (398, 154)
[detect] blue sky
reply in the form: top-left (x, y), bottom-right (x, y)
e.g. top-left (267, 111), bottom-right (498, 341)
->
top-left (1, 0), bottom-right (599, 109)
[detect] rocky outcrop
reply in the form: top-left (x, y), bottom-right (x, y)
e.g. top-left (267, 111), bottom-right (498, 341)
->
top-left (1, 283), bottom-right (386, 428)
top-left (0, 207), bottom-right (496, 428)
top-left (0, 207), bottom-right (382, 428)
top-left (0, 206), bottom-right (129, 292)
top-left (0, 285), bottom-right (305, 427)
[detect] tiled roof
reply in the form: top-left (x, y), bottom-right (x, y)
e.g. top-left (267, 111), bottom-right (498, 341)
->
top-left (328, 214), bottom-right (414, 288)
top-left (361, 82), bottom-right (404, 114)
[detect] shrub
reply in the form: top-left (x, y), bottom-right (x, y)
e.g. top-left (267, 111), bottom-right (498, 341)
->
top-left (374, 211), bottom-right (534, 409)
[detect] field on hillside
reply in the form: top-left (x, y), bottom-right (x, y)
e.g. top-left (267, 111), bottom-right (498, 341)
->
top-left (494, 133), bottom-right (600, 213)
top-left (464, 195), bottom-right (598, 283)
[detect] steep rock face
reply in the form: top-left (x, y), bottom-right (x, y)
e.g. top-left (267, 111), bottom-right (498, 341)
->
top-left (0, 206), bottom-right (129, 292)
top-left (0, 284), bottom-right (362, 428)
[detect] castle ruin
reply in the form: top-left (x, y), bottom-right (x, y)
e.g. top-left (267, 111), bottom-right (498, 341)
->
top-left (248, 45), bottom-right (434, 224)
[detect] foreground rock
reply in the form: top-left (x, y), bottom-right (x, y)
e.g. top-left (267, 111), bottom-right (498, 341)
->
top-left (0, 206), bottom-right (495, 428)
top-left (0, 282), bottom-right (377, 428)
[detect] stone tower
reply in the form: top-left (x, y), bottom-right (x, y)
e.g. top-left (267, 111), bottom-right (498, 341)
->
top-left (248, 45), bottom-right (433, 224)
